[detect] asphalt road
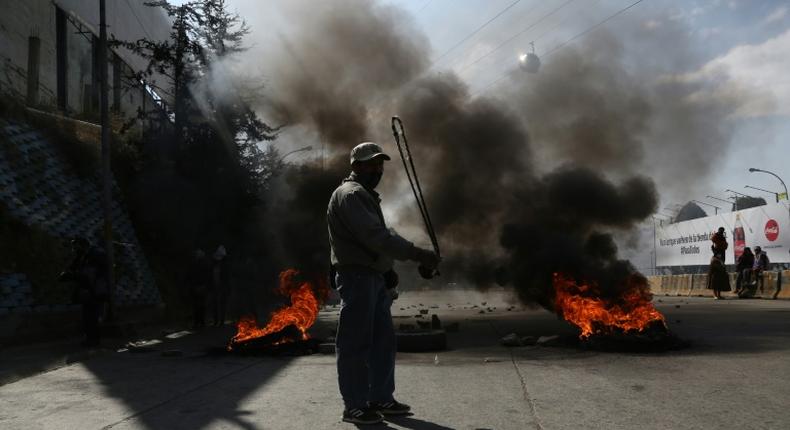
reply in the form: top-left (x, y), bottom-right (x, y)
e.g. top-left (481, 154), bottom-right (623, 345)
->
top-left (0, 289), bottom-right (789, 430)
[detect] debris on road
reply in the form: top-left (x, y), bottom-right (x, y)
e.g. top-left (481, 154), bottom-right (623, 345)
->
top-left (537, 335), bottom-right (561, 346)
top-left (501, 333), bottom-right (538, 347)
top-left (164, 331), bottom-right (192, 340)
top-left (124, 339), bottom-right (162, 353)
top-left (500, 333), bottom-right (521, 347)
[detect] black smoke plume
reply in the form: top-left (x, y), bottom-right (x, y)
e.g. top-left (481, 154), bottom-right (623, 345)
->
top-left (255, 0), bottom-right (737, 309)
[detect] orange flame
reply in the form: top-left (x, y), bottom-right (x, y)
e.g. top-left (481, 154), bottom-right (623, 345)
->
top-left (553, 273), bottom-right (666, 339)
top-left (229, 269), bottom-right (326, 349)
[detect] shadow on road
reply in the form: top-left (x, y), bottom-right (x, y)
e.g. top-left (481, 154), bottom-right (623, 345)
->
top-left (383, 415), bottom-right (456, 430)
top-left (79, 325), bottom-right (298, 429)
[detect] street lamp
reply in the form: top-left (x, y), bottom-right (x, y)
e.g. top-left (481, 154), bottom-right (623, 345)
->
top-left (725, 189), bottom-right (754, 199)
top-left (693, 199), bottom-right (721, 215)
top-left (748, 168), bottom-right (788, 202)
top-left (706, 195), bottom-right (731, 205)
top-left (279, 145), bottom-right (313, 163)
top-left (745, 185), bottom-right (780, 202)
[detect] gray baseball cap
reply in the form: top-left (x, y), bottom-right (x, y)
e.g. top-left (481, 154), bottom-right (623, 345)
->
top-left (350, 142), bottom-right (391, 164)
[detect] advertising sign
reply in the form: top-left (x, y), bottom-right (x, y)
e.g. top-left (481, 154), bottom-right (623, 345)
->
top-left (656, 201), bottom-right (790, 266)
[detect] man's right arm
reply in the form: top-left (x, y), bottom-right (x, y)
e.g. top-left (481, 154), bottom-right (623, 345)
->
top-left (338, 189), bottom-right (436, 265)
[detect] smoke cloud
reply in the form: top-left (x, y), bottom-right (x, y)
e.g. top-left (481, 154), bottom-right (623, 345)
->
top-left (251, 0), bottom-right (739, 308)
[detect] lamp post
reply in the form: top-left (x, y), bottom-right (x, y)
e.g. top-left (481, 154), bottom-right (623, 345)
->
top-left (279, 145), bottom-right (313, 163)
top-left (745, 185), bottom-right (781, 203)
top-left (653, 214), bottom-right (671, 225)
top-left (749, 168), bottom-right (788, 201)
top-left (693, 199), bottom-right (721, 215)
top-left (99, 0), bottom-right (115, 321)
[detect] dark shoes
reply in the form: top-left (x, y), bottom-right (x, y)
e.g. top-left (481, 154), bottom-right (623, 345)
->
top-left (370, 400), bottom-right (411, 416)
top-left (341, 400), bottom-right (411, 424)
top-left (342, 408), bottom-right (383, 425)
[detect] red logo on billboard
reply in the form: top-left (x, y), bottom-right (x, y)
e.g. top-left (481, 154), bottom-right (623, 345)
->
top-left (765, 219), bottom-right (779, 241)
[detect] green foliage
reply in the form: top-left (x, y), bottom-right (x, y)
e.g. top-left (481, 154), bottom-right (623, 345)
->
top-left (104, 0), bottom-right (284, 313)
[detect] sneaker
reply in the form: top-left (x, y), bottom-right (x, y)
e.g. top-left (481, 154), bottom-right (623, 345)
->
top-left (342, 408), bottom-right (383, 424)
top-left (370, 400), bottom-right (411, 416)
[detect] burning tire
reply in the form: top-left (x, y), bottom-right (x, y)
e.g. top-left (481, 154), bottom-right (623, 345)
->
top-left (396, 329), bottom-right (447, 352)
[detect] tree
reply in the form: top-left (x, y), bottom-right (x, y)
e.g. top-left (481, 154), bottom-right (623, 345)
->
top-left (112, 0), bottom-right (278, 191)
top-left (108, 0), bottom-right (282, 313)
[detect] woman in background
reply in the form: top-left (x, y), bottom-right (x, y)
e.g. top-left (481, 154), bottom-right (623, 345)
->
top-left (707, 255), bottom-right (731, 300)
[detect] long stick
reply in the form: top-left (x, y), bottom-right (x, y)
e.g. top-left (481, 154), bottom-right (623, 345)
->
top-left (391, 117), bottom-right (440, 258)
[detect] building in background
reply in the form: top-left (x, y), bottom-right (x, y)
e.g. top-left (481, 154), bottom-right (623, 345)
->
top-left (0, 1), bottom-right (173, 340)
top-left (0, 0), bottom-right (171, 133)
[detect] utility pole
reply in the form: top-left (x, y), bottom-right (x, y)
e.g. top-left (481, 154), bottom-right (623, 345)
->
top-left (99, 0), bottom-right (115, 320)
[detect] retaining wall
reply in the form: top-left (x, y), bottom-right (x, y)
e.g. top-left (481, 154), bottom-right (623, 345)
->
top-left (648, 270), bottom-right (789, 299)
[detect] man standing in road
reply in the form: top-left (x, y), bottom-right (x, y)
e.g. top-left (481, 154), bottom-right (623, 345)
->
top-left (327, 142), bottom-right (440, 425)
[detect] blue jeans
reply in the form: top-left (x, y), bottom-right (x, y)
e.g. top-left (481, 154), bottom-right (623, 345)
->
top-left (335, 268), bottom-right (396, 410)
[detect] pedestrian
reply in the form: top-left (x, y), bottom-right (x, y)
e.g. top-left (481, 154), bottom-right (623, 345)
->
top-left (711, 227), bottom-right (728, 263)
top-left (734, 247), bottom-right (754, 296)
top-left (58, 237), bottom-right (110, 347)
top-left (751, 246), bottom-right (770, 293)
top-left (211, 245), bottom-right (230, 326)
top-left (327, 142), bottom-right (440, 425)
top-left (185, 249), bottom-right (211, 329)
top-left (706, 255), bottom-right (731, 300)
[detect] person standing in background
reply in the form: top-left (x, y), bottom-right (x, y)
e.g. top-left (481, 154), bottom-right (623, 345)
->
top-left (711, 227), bottom-right (728, 263)
top-left (211, 245), bottom-right (230, 326)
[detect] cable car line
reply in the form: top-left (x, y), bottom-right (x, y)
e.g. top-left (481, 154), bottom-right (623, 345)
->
top-left (472, 0), bottom-right (647, 96)
top-left (430, 0), bottom-right (523, 69)
top-left (484, 0), bottom-right (604, 74)
top-left (456, 0), bottom-right (577, 74)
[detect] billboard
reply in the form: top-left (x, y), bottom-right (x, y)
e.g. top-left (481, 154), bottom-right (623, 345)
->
top-left (656, 201), bottom-right (790, 266)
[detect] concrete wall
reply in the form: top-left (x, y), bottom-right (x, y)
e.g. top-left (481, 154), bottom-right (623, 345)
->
top-left (0, 0), bottom-right (171, 126)
top-left (648, 270), bottom-right (789, 299)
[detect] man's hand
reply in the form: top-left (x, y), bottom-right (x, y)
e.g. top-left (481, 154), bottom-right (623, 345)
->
top-left (415, 248), bottom-right (440, 269)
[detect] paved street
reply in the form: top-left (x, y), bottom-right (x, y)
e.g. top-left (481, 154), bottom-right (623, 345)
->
top-left (1, 290), bottom-right (789, 430)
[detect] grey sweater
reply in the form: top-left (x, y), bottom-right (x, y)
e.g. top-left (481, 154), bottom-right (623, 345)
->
top-left (327, 174), bottom-right (419, 273)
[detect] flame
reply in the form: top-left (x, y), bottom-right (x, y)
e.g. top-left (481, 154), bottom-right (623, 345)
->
top-left (553, 273), bottom-right (666, 339)
top-left (229, 269), bottom-right (327, 349)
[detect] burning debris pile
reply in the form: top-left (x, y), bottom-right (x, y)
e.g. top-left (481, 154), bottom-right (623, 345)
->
top-left (553, 273), bottom-right (665, 339)
top-left (228, 269), bottom-right (328, 354)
